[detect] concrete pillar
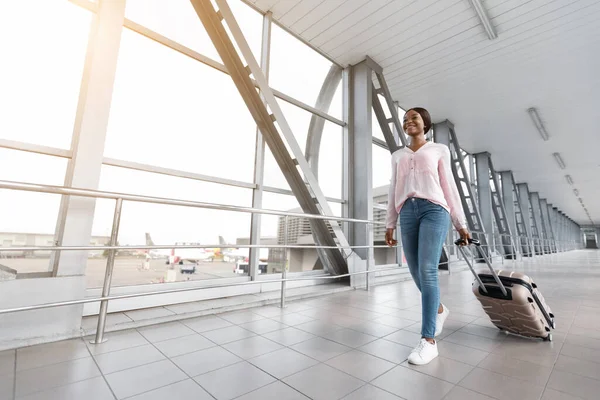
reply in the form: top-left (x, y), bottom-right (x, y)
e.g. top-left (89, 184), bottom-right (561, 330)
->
top-left (530, 192), bottom-right (547, 254)
top-left (517, 183), bottom-right (536, 256)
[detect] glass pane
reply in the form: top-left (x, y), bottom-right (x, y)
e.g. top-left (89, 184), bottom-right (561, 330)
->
top-left (104, 29), bottom-right (257, 183)
top-left (0, 1), bottom-right (91, 149)
top-left (318, 121), bottom-right (342, 200)
top-left (0, 149), bottom-right (67, 274)
top-left (373, 144), bottom-right (393, 190)
top-left (89, 165), bottom-right (253, 288)
top-left (125, 0), bottom-right (262, 63)
top-left (270, 24), bottom-right (337, 111)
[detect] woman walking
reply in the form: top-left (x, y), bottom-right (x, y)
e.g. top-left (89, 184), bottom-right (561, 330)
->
top-left (385, 107), bottom-right (470, 365)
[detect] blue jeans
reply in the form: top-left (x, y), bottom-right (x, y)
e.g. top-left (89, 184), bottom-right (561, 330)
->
top-left (400, 198), bottom-right (450, 338)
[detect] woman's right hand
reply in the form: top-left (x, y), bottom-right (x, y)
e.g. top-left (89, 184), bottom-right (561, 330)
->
top-left (385, 229), bottom-right (397, 247)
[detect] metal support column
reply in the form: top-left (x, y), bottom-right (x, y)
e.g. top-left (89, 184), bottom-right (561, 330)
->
top-left (530, 192), bottom-right (548, 254)
top-left (434, 121), bottom-right (488, 260)
top-left (517, 183), bottom-right (539, 256)
top-left (191, 0), bottom-right (350, 274)
top-left (475, 153), bottom-right (515, 259)
top-left (500, 171), bottom-right (529, 256)
top-left (249, 11), bottom-right (272, 281)
top-left (347, 60), bottom-right (373, 288)
top-left (545, 202), bottom-right (557, 253)
top-left (53, 0), bottom-right (126, 277)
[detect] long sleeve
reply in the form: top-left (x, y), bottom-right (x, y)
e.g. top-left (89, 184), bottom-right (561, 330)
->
top-left (386, 154), bottom-right (399, 229)
top-left (438, 146), bottom-right (467, 231)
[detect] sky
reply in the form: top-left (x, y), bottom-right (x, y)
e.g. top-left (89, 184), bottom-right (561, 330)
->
top-left (0, 0), bottom-right (395, 247)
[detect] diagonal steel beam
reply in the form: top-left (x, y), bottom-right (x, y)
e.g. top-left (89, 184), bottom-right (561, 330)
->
top-left (190, 0), bottom-right (349, 274)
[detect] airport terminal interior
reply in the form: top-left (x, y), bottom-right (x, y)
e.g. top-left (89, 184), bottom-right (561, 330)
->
top-left (1, 0), bottom-right (599, 399)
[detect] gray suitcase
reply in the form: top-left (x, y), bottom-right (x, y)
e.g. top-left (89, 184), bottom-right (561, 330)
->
top-left (456, 238), bottom-right (556, 341)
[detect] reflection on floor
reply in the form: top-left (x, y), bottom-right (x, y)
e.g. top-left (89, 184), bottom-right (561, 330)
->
top-left (2, 250), bottom-right (599, 400)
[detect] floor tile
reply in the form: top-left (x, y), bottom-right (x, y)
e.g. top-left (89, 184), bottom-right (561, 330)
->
top-left (182, 316), bottom-right (234, 333)
top-left (294, 320), bottom-right (344, 336)
top-left (358, 339), bottom-right (413, 364)
top-left (477, 353), bottom-right (553, 386)
top-left (262, 327), bottom-right (316, 346)
top-left (491, 339), bottom-right (561, 367)
top-left (554, 354), bottom-right (600, 380)
top-left (437, 341), bottom-right (489, 366)
top-left (152, 333), bottom-right (216, 358)
top-left (402, 355), bottom-right (474, 384)
top-left (458, 324), bottom-right (507, 340)
top-left (291, 337), bottom-right (351, 362)
top-left (541, 388), bottom-right (585, 400)
top-left (0, 373), bottom-right (14, 400)
top-left (94, 344), bottom-right (165, 374)
top-left (326, 350), bottom-right (396, 382)
top-left (384, 329), bottom-right (422, 347)
top-left (249, 306), bottom-right (291, 318)
top-left (442, 386), bottom-right (495, 400)
top-left (86, 330), bottom-right (148, 356)
top-left (219, 311), bottom-right (265, 325)
top-left (283, 363), bottom-right (364, 400)
top-left (374, 315), bottom-right (417, 329)
top-left (235, 381), bottom-right (309, 400)
top-left (137, 322), bottom-right (195, 343)
top-left (171, 346), bottom-right (241, 377)
top-left (0, 350), bottom-right (15, 376)
top-left (194, 361), bottom-right (275, 400)
top-left (15, 357), bottom-right (100, 398)
top-left (105, 360), bottom-right (187, 399)
top-left (15, 376), bottom-right (114, 400)
top-left (342, 384), bottom-right (403, 399)
top-left (239, 319), bottom-right (287, 334)
top-left (563, 332), bottom-right (600, 351)
top-left (326, 328), bottom-right (378, 348)
top-left (560, 342), bottom-right (600, 364)
top-left (222, 336), bottom-right (283, 359)
top-left (443, 331), bottom-right (504, 352)
top-left (459, 367), bottom-right (545, 400)
top-left (269, 312), bottom-right (314, 326)
top-left (126, 379), bottom-right (212, 400)
top-left (202, 326), bottom-right (256, 345)
top-left (17, 339), bottom-right (89, 371)
top-left (547, 369), bottom-right (600, 400)
top-left (371, 365), bottom-right (454, 400)
top-left (347, 321), bottom-right (400, 337)
top-left (248, 348), bottom-right (317, 379)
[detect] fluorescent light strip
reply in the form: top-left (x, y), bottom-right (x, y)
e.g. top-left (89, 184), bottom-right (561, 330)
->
top-left (527, 108), bottom-right (549, 141)
top-left (565, 175), bottom-right (574, 185)
top-left (553, 152), bottom-right (566, 169)
top-left (573, 188), bottom-right (579, 196)
top-left (468, 0), bottom-right (498, 40)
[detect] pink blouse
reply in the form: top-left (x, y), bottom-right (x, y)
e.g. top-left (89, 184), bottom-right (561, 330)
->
top-left (386, 141), bottom-right (467, 231)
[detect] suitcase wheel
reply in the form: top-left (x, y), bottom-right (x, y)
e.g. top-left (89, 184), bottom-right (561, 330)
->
top-left (551, 320), bottom-right (556, 329)
top-left (543, 334), bottom-right (553, 342)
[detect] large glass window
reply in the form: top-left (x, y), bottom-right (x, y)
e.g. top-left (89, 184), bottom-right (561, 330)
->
top-left (125, 0), bottom-right (262, 62)
top-left (0, 149), bottom-right (68, 274)
top-left (104, 28), bottom-right (258, 183)
top-left (90, 165), bottom-right (253, 288)
top-left (0, 1), bottom-right (92, 148)
top-left (270, 24), bottom-right (340, 115)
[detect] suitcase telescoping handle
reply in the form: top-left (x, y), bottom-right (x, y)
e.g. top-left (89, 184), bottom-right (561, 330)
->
top-left (454, 238), bottom-right (508, 297)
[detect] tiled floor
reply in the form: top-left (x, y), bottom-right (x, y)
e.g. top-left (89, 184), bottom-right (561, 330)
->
top-left (3, 250), bottom-right (600, 400)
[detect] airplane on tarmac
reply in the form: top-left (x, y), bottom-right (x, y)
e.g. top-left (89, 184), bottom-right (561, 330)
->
top-left (166, 235), bottom-right (249, 265)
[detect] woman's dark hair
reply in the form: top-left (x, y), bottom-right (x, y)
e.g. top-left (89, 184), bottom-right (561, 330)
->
top-left (406, 107), bottom-right (432, 134)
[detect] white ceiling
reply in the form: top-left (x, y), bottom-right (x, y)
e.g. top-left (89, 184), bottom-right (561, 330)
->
top-left (249, 0), bottom-right (600, 225)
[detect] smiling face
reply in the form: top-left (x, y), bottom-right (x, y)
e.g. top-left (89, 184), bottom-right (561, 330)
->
top-left (403, 109), bottom-right (425, 137)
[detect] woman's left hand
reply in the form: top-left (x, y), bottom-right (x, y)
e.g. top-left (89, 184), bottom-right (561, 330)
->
top-left (457, 228), bottom-right (471, 246)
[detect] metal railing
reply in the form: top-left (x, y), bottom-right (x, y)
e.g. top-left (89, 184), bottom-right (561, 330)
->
top-left (0, 179), bottom-right (584, 344)
top-left (0, 180), bottom-right (395, 344)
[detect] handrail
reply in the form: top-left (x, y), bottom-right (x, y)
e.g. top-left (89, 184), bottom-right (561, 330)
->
top-left (0, 180), bottom-right (384, 225)
top-left (0, 264), bottom-right (403, 315)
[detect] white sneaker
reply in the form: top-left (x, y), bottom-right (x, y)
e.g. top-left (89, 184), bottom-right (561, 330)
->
top-left (435, 304), bottom-right (450, 337)
top-left (407, 338), bottom-right (439, 365)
